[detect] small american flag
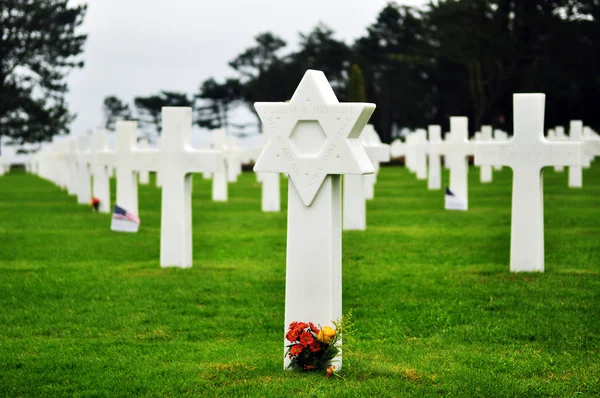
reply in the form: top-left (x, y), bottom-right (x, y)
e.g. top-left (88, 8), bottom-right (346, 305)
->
top-left (113, 205), bottom-right (140, 223)
top-left (111, 205), bottom-right (140, 232)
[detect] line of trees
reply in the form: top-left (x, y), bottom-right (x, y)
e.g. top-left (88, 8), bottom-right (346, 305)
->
top-left (2, 1), bottom-right (598, 150)
top-left (0, 0), bottom-right (87, 153)
top-left (108, 1), bottom-right (600, 143)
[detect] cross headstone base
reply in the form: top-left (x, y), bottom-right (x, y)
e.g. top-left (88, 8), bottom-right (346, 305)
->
top-left (212, 171), bottom-right (228, 201)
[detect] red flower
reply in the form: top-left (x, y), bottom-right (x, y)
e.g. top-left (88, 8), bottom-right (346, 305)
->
top-left (309, 341), bottom-right (321, 353)
top-left (309, 322), bottom-right (320, 335)
top-left (285, 328), bottom-right (299, 342)
top-left (289, 344), bottom-right (303, 357)
top-left (294, 322), bottom-right (309, 331)
top-left (299, 331), bottom-right (314, 347)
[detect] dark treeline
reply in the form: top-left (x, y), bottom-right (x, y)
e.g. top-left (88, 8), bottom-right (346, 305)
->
top-left (109, 0), bottom-right (599, 143)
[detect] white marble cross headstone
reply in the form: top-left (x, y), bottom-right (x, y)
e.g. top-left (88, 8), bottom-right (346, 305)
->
top-left (413, 129), bottom-right (428, 180)
top-left (211, 129), bottom-right (229, 202)
top-left (226, 136), bottom-right (242, 182)
top-left (114, 121), bottom-right (157, 217)
top-left (253, 70), bottom-right (375, 369)
top-left (92, 129), bottom-right (113, 213)
top-left (427, 125), bottom-right (442, 190)
top-left (568, 120), bottom-right (583, 188)
top-left (390, 138), bottom-right (409, 168)
top-left (437, 117), bottom-right (474, 210)
top-left (479, 126), bottom-right (493, 183)
top-left (343, 125), bottom-right (389, 231)
top-left (404, 133), bottom-right (417, 173)
top-left (156, 136), bottom-right (163, 188)
top-left (493, 130), bottom-right (508, 171)
top-left (255, 135), bottom-right (281, 212)
top-left (138, 138), bottom-right (151, 184)
top-left (549, 127), bottom-right (565, 172)
top-left (361, 125), bottom-right (390, 200)
top-left (67, 139), bottom-right (79, 196)
top-left (76, 135), bottom-right (92, 204)
top-left (159, 107), bottom-right (222, 267)
top-left (475, 94), bottom-right (581, 272)
top-left (583, 126), bottom-right (600, 164)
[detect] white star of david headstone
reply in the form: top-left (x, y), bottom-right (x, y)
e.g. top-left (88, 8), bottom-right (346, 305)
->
top-left (253, 70), bottom-right (375, 370)
top-left (254, 70), bottom-right (375, 206)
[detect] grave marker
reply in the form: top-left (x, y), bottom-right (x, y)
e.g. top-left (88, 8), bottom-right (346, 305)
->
top-left (253, 70), bottom-right (375, 369)
top-left (583, 127), bottom-right (600, 163)
top-left (474, 94), bottom-right (581, 272)
top-left (361, 125), bottom-right (390, 199)
top-left (211, 129), bottom-right (229, 202)
top-left (428, 125), bottom-right (442, 190)
top-left (568, 121), bottom-right (583, 188)
top-left (92, 129), bottom-right (114, 213)
top-left (413, 129), bottom-right (428, 180)
top-left (479, 126), bottom-right (493, 183)
top-left (159, 107), bottom-right (222, 267)
top-left (76, 135), bottom-right (92, 204)
top-left (138, 138), bottom-right (150, 184)
top-left (437, 117), bottom-right (474, 210)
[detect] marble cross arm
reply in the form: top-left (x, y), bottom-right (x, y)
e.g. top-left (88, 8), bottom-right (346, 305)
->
top-left (77, 151), bottom-right (93, 165)
top-left (365, 145), bottom-right (390, 164)
top-left (584, 140), bottom-right (600, 157)
top-left (132, 150), bottom-right (160, 172)
top-left (240, 147), bottom-right (263, 163)
top-left (436, 141), bottom-right (475, 156)
top-left (95, 152), bottom-right (116, 168)
top-left (184, 149), bottom-right (224, 174)
top-left (390, 140), bottom-right (407, 157)
top-left (474, 142), bottom-right (512, 167)
top-left (475, 140), bottom-right (582, 169)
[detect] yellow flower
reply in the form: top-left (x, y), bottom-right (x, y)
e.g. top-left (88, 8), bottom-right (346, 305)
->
top-left (317, 326), bottom-right (336, 343)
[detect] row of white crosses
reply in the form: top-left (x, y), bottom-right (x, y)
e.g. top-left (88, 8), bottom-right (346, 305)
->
top-left (383, 97), bottom-right (595, 274)
top-left (547, 122), bottom-right (600, 186)
top-left (31, 110), bottom-right (223, 268)
top-left (30, 111), bottom-right (298, 268)
top-left (0, 144), bottom-right (37, 175)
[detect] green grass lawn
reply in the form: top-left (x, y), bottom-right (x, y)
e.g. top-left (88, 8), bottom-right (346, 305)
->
top-left (0, 165), bottom-right (599, 397)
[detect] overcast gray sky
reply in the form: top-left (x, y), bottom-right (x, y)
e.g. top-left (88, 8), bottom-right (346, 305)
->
top-left (65, 0), bottom-right (427, 145)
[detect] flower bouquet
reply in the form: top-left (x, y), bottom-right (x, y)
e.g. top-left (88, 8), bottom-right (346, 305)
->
top-left (89, 197), bottom-right (101, 212)
top-left (285, 321), bottom-right (340, 376)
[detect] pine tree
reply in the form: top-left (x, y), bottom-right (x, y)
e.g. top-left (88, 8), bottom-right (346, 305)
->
top-left (347, 64), bottom-right (367, 102)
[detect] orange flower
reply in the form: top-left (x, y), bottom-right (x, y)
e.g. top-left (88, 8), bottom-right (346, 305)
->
top-left (326, 365), bottom-right (336, 378)
top-left (285, 328), bottom-right (299, 342)
top-left (309, 341), bottom-right (321, 353)
top-left (309, 322), bottom-right (320, 334)
top-left (304, 365), bottom-right (315, 370)
top-left (299, 331), bottom-right (314, 347)
top-left (289, 344), bottom-right (303, 357)
top-left (294, 322), bottom-right (309, 332)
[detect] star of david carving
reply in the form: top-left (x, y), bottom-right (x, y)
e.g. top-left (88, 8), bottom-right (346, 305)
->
top-left (253, 70), bottom-right (375, 206)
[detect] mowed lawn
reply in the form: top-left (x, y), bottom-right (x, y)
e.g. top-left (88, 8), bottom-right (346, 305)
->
top-left (0, 165), bottom-right (599, 397)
